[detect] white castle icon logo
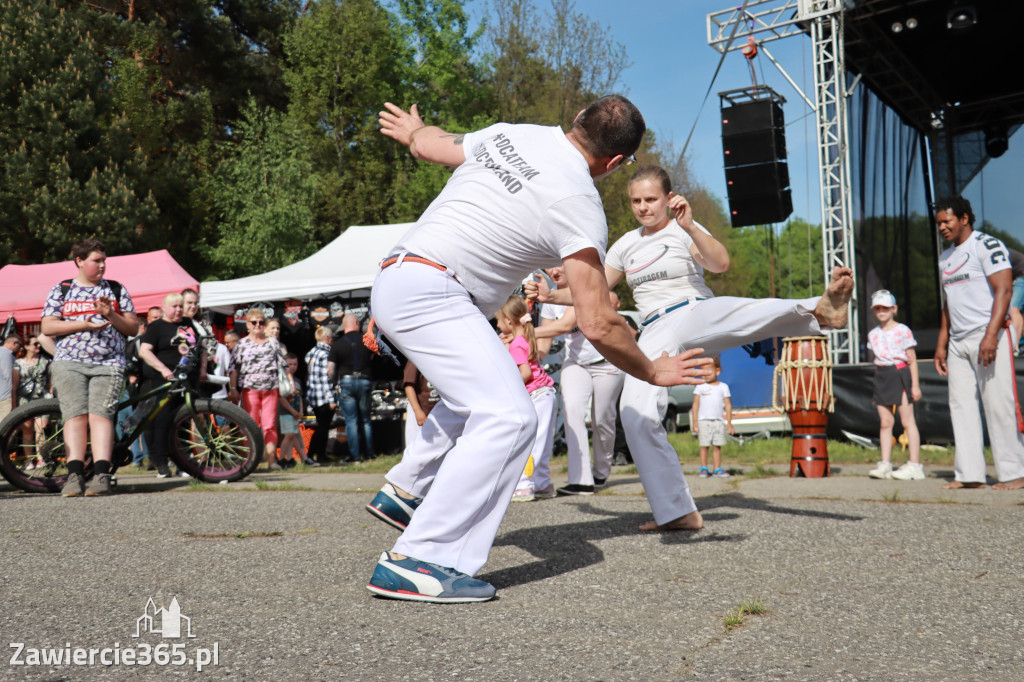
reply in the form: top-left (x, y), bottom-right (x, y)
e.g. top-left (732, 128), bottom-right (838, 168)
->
top-left (134, 597), bottom-right (196, 639)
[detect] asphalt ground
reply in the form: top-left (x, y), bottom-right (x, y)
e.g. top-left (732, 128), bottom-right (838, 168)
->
top-left (2, 463), bottom-right (1022, 681)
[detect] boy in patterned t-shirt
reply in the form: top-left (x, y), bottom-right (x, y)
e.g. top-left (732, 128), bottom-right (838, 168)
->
top-left (41, 239), bottom-right (139, 496)
top-left (866, 290), bottom-right (923, 480)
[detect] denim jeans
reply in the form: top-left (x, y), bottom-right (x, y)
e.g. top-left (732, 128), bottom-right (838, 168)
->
top-left (338, 375), bottom-right (374, 460)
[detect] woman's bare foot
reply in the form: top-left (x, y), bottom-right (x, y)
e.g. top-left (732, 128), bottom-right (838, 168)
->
top-left (813, 267), bottom-right (854, 329)
top-left (992, 477), bottom-right (1024, 490)
top-left (941, 480), bottom-right (986, 489)
top-left (639, 510), bottom-right (703, 532)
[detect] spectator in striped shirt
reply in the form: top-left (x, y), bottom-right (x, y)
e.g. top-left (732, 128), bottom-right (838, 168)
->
top-left (305, 325), bottom-right (336, 464)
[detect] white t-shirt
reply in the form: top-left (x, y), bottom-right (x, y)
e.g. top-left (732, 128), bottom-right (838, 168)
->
top-left (396, 123), bottom-right (608, 316)
top-left (605, 222), bottom-right (716, 321)
top-left (867, 323), bottom-right (916, 366)
top-left (694, 381), bottom-right (730, 421)
top-left (939, 230), bottom-right (1012, 340)
top-left (540, 301), bottom-right (603, 366)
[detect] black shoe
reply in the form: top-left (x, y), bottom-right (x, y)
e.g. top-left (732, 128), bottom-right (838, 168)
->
top-left (342, 456), bottom-right (361, 464)
top-left (593, 477), bottom-right (607, 489)
top-left (556, 484), bottom-right (595, 496)
top-left (156, 465), bottom-right (172, 479)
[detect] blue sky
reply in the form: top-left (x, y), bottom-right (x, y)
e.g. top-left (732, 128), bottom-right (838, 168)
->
top-left (464, 0), bottom-right (1023, 241)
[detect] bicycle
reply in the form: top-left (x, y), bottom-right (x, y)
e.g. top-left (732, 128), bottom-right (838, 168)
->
top-left (0, 346), bottom-right (263, 493)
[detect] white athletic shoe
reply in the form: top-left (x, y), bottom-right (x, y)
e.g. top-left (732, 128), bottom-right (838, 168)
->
top-left (890, 463), bottom-right (925, 481)
top-left (868, 461), bottom-right (893, 479)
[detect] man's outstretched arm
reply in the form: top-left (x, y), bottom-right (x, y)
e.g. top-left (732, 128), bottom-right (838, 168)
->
top-left (379, 102), bottom-right (466, 168)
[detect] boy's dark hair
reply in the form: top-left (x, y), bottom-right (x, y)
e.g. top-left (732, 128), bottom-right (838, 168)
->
top-left (284, 352), bottom-right (297, 361)
top-left (571, 94), bottom-right (646, 160)
top-left (181, 288), bottom-right (199, 298)
top-left (712, 356), bottom-right (722, 370)
top-left (71, 238), bottom-right (106, 262)
top-left (934, 196), bottom-right (975, 226)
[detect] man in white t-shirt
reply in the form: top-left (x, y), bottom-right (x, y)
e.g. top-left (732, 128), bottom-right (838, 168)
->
top-left (934, 196), bottom-right (1024, 490)
top-left (363, 96), bottom-right (712, 603)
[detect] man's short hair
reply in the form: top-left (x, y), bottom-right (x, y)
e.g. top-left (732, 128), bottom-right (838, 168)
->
top-left (935, 196), bottom-right (975, 226)
top-left (570, 95), bottom-right (645, 160)
top-left (71, 238), bottom-right (106, 262)
top-left (223, 330), bottom-right (240, 341)
top-left (3, 334), bottom-right (22, 348)
top-left (181, 288), bottom-right (199, 299)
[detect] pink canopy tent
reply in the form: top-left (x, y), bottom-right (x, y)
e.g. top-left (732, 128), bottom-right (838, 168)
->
top-left (0, 249), bottom-right (199, 324)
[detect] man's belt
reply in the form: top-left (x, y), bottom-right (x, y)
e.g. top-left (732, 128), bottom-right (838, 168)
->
top-left (381, 252), bottom-right (459, 283)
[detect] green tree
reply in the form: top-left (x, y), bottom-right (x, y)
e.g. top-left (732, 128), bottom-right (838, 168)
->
top-left (209, 100), bottom-right (319, 277)
top-left (83, 0), bottom-right (299, 277)
top-left (284, 0), bottom-right (407, 239)
top-left (0, 0), bottom-right (157, 265)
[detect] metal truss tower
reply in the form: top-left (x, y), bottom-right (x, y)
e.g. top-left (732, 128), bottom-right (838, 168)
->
top-left (708, 0), bottom-right (860, 363)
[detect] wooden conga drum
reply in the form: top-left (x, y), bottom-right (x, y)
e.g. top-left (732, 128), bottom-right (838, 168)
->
top-left (773, 336), bottom-right (835, 477)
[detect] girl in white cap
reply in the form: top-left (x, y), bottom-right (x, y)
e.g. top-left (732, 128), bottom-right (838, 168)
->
top-left (867, 289), bottom-right (924, 480)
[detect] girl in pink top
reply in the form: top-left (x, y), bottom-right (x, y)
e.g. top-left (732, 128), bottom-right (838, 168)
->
top-left (866, 290), bottom-right (924, 481)
top-left (496, 296), bottom-right (557, 501)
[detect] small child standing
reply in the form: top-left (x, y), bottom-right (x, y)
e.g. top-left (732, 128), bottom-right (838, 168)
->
top-left (495, 296), bottom-right (557, 502)
top-left (866, 290), bottom-right (924, 480)
top-left (692, 356), bottom-right (734, 478)
top-left (278, 353), bottom-right (316, 467)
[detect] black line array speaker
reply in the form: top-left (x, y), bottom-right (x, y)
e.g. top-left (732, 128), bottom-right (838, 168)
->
top-left (721, 98), bottom-right (793, 227)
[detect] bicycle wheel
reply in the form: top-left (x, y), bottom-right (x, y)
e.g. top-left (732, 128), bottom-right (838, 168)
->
top-left (0, 399), bottom-right (77, 493)
top-left (167, 399), bottom-right (263, 483)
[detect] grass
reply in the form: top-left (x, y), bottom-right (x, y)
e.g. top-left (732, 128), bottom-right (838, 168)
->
top-left (723, 597), bottom-right (769, 632)
top-left (666, 432), bottom-right (955, 467)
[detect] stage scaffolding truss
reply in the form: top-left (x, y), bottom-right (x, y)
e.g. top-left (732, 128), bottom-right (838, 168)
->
top-left (708, 0), bottom-right (860, 364)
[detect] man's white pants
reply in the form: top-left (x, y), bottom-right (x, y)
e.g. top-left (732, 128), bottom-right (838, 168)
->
top-left (560, 360), bottom-right (623, 485)
top-left (947, 327), bottom-right (1024, 483)
top-left (516, 386), bottom-right (557, 492)
top-left (372, 262), bottom-right (537, 576)
top-left (620, 296), bottom-right (821, 524)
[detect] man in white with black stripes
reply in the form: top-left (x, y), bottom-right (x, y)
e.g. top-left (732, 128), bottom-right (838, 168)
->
top-left (934, 196), bottom-right (1024, 491)
top-left (363, 96), bottom-right (713, 603)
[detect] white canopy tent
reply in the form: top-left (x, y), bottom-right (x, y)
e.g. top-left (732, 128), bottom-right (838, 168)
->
top-left (199, 223), bottom-right (414, 312)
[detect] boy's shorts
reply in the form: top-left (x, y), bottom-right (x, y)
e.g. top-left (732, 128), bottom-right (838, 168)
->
top-left (51, 361), bottom-right (125, 420)
top-left (698, 419), bottom-right (727, 447)
top-left (279, 414), bottom-right (298, 435)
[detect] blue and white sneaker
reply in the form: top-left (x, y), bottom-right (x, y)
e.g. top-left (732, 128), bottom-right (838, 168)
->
top-left (366, 552), bottom-right (496, 603)
top-left (365, 483), bottom-right (423, 530)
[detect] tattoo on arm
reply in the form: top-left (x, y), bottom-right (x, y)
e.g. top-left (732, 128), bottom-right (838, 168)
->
top-left (439, 133), bottom-right (464, 146)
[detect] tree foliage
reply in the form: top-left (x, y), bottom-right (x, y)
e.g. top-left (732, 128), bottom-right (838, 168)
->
top-left (0, 0), bottom-right (157, 264)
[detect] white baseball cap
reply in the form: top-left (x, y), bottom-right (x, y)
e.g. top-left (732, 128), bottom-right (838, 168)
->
top-left (870, 290), bottom-right (897, 308)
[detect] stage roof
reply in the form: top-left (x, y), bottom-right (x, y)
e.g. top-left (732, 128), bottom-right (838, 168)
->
top-left (845, 0), bottom-right (1024, 136)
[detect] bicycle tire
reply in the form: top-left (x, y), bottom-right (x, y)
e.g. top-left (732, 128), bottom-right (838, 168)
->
top-left (0, 399), bottom-right (78, 493)
top-left (167, 399), bottom-right (263, 483)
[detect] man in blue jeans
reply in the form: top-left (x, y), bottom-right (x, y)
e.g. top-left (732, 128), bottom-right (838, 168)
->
top-left (329, 314), bottom-right (374, 462)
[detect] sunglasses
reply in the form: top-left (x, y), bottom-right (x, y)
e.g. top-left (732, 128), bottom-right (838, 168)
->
top-left (249, 320), bottom-right (265, 327)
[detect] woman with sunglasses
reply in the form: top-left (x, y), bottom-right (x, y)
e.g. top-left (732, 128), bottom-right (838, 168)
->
top-left (228, 308), bottom-right (283, 470)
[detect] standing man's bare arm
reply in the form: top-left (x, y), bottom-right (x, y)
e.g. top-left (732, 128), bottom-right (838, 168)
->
top-left (379, 103), bottom-right (466, 167)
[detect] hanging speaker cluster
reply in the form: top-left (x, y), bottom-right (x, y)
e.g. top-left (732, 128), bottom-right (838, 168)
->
top-left (720, 87), bottom-right (793, 227)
